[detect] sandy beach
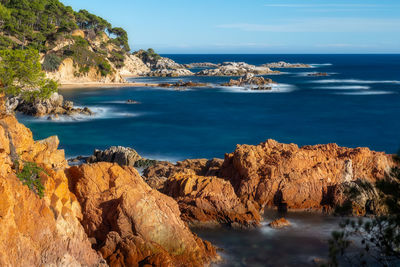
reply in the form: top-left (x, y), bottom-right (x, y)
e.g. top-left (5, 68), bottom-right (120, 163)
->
top-left (59, 82), bottom-right (159, 89)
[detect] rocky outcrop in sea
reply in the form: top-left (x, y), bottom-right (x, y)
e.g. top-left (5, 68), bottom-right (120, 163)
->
top-left (147, 68), bottom-right (194, 77)
top-left (6, 92), bottom-right (93, 118)
top-left (262, 61), bottom-right (311, 68)
top-left (196, 62), bottom-right (279, 76)
top-left (221, 73), bottom-right (276, 90)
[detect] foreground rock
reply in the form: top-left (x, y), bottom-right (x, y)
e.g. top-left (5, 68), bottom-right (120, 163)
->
top-left (262, 62), bottom-right (311, 68)
top-left (219, 139), bottom-right (393, 215)
top-left (163, 172), bottom-right (261, 228)
top-left (0, 108), bottom-right (104, 266)
top-left (221, 73), bottom-right (276, 90)
top-left (268, 218), bottom-right (291, 228)
top-left (196, 62), bottom-right (279, 76)
top-left (144, 159), bottom-right (261, 228)
top-left (7, 92), bottom-right (93, 117)
top-left (67, 162), bottom-right (218, 266)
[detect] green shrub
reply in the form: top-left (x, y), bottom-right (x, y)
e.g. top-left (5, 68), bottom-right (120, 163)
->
top-left (42, 53), bottom-right (62, 72)
top-left (15, 161), bottom-right (47, 199)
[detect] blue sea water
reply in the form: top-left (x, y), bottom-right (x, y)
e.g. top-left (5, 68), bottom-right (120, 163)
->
top-left (19, 54), bottom-right (400, 160)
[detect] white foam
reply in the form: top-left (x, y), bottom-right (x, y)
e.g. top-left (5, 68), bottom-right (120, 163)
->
top-left (335, 91), bottom-right (395, 96)
top-left (310, 63), bottom-right (333, 68)
top-left (28, 106), bottom-right (142, 123)
top-left (218, 83), bottom-right (296, 93)
top-left (311, 79), bottom-right (400, 84)
top-left (314, 85), bottom-right (371, 90)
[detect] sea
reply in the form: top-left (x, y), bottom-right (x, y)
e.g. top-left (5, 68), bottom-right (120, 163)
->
top-left (18, 54), bottom-right (400, 266)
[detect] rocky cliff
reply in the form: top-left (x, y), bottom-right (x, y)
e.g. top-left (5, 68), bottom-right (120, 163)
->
top-left (0, 103), bottom-right (218, 266)
top-left (145, 139), bottom-right (394, 224)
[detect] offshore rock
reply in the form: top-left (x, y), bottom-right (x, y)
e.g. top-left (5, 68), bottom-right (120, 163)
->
top-left (262, 62), bottom-right (311, 68)
top-left (196, 62), bottom-right (279, 76)
top-left (268, 218), bottom-right (291, 228)
top-left (10, 92), bottom-right (93, 117)
top-left (221, 73), bottom-right (276, 90)
top-left (67, 162), bottom-right (218, 266)
top-left (219, 139), bottom-right (393, 214)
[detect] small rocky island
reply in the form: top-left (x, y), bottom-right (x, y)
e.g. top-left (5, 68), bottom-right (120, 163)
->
top-left (221, 73), bottom-right (276, 90)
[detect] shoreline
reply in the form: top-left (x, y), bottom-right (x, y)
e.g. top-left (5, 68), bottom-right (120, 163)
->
top-left (59, 82), bottom-right (159, 89)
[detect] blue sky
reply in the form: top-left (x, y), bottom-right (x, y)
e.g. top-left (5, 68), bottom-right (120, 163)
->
top-left (62, 0), bottom-right (400, 54)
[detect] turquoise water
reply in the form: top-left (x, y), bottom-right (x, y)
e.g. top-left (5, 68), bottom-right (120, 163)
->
top-left (19, 54), bottom-right (400, 159)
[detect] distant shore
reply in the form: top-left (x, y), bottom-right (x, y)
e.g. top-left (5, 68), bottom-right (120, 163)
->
top-left (59, 82), bottom-right (159, 89)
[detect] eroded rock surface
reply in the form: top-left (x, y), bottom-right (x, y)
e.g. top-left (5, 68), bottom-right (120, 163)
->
top-left (67, 162), bottom-right (218, 266)
top-left (219, 139), bottom-right (392, 214)
top-left (0, 109), bottom-right (104, 266)
top-left (196, 62), bottom-right (278, 76)
top-left (221, 73), bottom-right (276, 90)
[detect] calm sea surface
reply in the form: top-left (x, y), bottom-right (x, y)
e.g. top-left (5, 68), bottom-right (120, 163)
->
top-left (18, 54), bottom-right (400, 266)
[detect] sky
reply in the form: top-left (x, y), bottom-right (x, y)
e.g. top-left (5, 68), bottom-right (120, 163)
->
top-left (61, 0), bottom-right (400, 54)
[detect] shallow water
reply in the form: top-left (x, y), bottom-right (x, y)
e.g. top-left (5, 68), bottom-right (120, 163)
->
top-left (194, 211), bottom-right (343, 267)
top-left (19, 54), bottom-right (400, 160)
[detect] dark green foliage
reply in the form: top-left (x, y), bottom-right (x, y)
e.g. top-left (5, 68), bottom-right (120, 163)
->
top-left (108, 27), bottom-right (130, 52)
top-left (0, 35), bottom-right (15, 49)
top-left (0, 49), bottom-right (58, 101)
top-left (42, 53), bottom-right (62, 72)
top-left (108, 49), bottom-right (125, 69)
top-left (328, 153), bottom-right (400, 266)
top-left (134, 48), bottom-right (161, 64)
top-left (14, 160), bottom-right (47, 198)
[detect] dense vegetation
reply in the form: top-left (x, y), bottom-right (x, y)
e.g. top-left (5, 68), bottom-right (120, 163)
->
top-left (0, 49), bottom-right (58, 101)
top-left (0, 0), bottom-right (132, 76)
top-left (15, 160), bottom-right (47, 199)
top-left (328, 154), bottom-right (400, 266)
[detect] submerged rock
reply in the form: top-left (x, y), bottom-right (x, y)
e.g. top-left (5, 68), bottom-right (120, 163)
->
top-left (307, 72), bottom-right (329, 77)
top-left (159, 80), bottom-right (208, 88)
top-left (268, 218), bottom-right (291, 228)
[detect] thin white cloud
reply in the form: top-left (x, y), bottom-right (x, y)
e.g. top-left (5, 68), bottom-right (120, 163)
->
top-left (217, 18), bottom-right (400, 33)
top-left (264, 4), bottom-right (380, 8)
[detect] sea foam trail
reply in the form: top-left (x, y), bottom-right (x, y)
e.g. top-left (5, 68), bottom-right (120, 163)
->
top-left (311, 79), bottom-right (400, 84)
top-left (335, 91), bottom-right (394, 96)
top-left (313, 85), bottom-right (371, 90)
top-left (27, 106), bottom-right (142, 123)
top-left (309, 63), bottom-right (333, 68)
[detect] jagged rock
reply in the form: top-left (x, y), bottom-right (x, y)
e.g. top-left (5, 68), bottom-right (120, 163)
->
top-left (268, 218), bottom-right (291, 228)
top-left (12, 92), bottom-right (93, 117)
top-left (262, 62), bottom-right (311, 68)
top-left (147, 68), bottom-right (194, 77)
top-left (154, 57), bottom-right (186, 70)
top-left (119, 54), bottom-right (151, 76)
top-left (67, 162), bottom-right (218, 266)
top-left (196, 62), bottom-right (279, 76)
top-left (0, 109), bottom-right (105, 266)
top-left (143, 159), bottom-right (224, 190)
top-left (126, 99), bottom-right (141, 104)
top-left (87, 146), bottom-right (142, 167)
top-left (162, 172), bottom-right (261, 228)
top-left (218, 139), bottom-right (393, 214)
top-left (221, 73), bottom-right (276, 90)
